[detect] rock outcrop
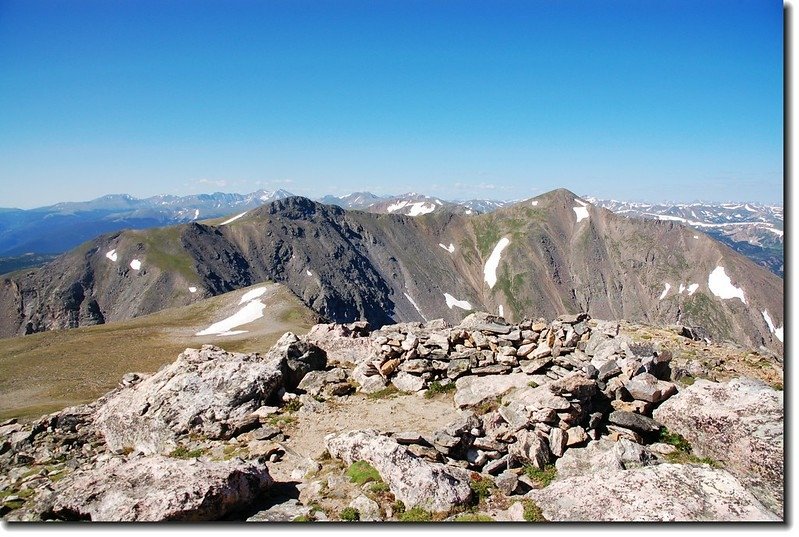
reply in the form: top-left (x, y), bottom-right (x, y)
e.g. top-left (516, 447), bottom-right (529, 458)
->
top-left (653, 377), bottom-right (784, 516)
top-left (325, 429), bottom-right (473, 512)
top-left (95, 336), bottom-right (325, 454)
top-left (528, 464), bottom-right (778, 522)
top-left (33, 455), bottom-right (271, 522)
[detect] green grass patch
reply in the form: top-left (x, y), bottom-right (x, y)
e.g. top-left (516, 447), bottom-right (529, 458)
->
top-left (665, 451), bottom-right (723, 468)
top-left (168, 446), bottom-right (206, 459)
top-left (369, 481), bottom-right (391, 494)
top-left (424, 381), bottom-right (455, 398)
top-left (523, 464), bottom-right (557, 488)
top-left (339, 507), bottom-right (360, 521)
top-left (283, 398), bottom-right (302, 413)
top-left (366, 385), bottom-right (399, 400)
top-left (469, 474), bottom-right (495, 502)
top-left (658, 428), bottom-right (691, 452)
top-left (399, 506), bottom-right (433, 522)
top-left (454, 513), bottom-right (494, 522)
top-left (527, 381), bottom-right (539, 388)
top-left (473, 218), bottom-right (502, 258)
top-left (291, 514), bottom-right (316, 522)
top-left (346, 461), bottom-right (382, 485)
top-left (521, 500), bottom-right (548, 522)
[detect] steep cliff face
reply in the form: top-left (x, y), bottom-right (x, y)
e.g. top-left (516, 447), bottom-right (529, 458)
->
top-left (0, 190), bottom-right (784, 352)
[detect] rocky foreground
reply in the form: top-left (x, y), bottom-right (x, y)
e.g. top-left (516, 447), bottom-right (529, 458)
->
top-left (0, 313), bottom-right (783, 522)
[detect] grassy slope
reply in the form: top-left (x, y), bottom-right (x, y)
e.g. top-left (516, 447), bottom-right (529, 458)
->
top-left (0, 283), bottom-right (316, 421)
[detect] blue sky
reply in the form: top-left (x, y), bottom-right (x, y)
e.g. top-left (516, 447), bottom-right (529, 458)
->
top-left (0, 0), bottom-right (783, 208)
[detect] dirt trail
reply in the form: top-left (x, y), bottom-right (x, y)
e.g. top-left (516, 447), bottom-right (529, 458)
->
top-left (269, 392), bottom-right (461, 482)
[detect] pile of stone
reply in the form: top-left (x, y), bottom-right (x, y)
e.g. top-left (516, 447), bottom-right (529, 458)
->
top-left (349, 312), bottom-right (593, 394)
top-left (320, 312), bottom-right (684, 496)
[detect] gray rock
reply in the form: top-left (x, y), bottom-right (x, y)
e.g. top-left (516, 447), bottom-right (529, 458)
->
top-left (566, 426), bottom-right (588, 447)
top-left (607, 411), bottom-right (661, 435)
top-left (528, 464), bottom-right (778, 521)
top-left (508, 429), bottom-right (551, 470)
top-left (548, 372), bottom-right (596, 400)
top-left (548, 428), bottom-right (567, 458)
top-left (483, 455), bottom-right (508, 475)
top-left (325, 430), bottom-right (472, 512)
top-left (495, 471), bottom-right (519, 495)
top-left (597, 360), bottom-right (621, 381)
top-left (453, 373), bottom-right (532, 409)
top-left (624, 373), bottom-right (677, 403)
top-left (34, 455), bottom-right (271, 521)
top-left (446, 358), bottom-right (472, 379)
top-left (94, 344), bottom-right (295, 454)
top-left (349, 494), bottom-right (382, 521)
top-left (391, 371), bottom-right (425, 393)
top-left (554, 437), bottom-right (655, 478)
top-left (247, 499), bottom-right (315, 522)
top-left (653, 377), bottom-right (784, 517)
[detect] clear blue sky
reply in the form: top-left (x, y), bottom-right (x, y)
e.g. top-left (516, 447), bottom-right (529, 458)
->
top-left (0, 0), bottom-right (783, 208)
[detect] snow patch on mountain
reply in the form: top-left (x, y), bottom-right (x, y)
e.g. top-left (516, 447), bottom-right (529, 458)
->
top-left (439, 243), bottom-right (455, 253)
top-left (130, 259), bottom-right (142, 271)
top-left (444, 293), bottom-right (472, 311)
top-left (386, 200), bottom-right (409, 213)
top-left (189, 286), bottom-right (197, 293)
top-left (238, 286), bottom-right (267, 304)
top-left (196, 295), bottom-right (266, 336)
top-left (498, 304), bottom-right (504, 317)
top-left (407, 202), bottom-right (436, 216)
top-left (762, 310), bottom-right (784, 343)
top-left (573, 199), bottom-right (589, 223)
top-left (105, 249), bottom-right (118, 262)
top-left (484, 237), bottom-right (511, 289)
top-left (531, 200), bottom-right (539, 206)
top-left (708, 266), bottom-right (746, 304)
top-left (220, 212), bottom-right (247, 225)
top-left (687, 283), bottom-right (699, 295)
top-left (404, 292), bottom-right (429, 322)
top-left (659, 283), bottom-right (671, 300)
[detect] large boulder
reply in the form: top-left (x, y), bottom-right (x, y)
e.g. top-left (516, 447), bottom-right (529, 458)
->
top-left (325, 430), bottom-right (472, 512)
top-left (454, 373), bottom-right (532, 409)
top-left (95, 340), bottom-right (324, 454)
top-left (33, 455), bottom-right (271, 521)
top-left (653, 377), bottom-right (784, 516)
top-left (554, 438), bottom-right (654, 479)
top-left (528, 464), bottom-right (778, 521)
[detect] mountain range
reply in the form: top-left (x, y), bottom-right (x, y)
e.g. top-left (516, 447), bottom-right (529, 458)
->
top-left (0, 190), bottom-right (783, 279)
top-left (0, 189), bottom-right (783, 354)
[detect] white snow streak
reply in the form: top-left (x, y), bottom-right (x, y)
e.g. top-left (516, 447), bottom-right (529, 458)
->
top-left (573, 200), bottom-right (589, 223)
top-left (531, 200), bottom-right (539, 206)
top-left (659, 283), bottom-right (671, 300)
top-left (708, 266), bottom-right (746, 304)
top-left (498, 304), bottom-right (504, 317)
top-left (130, 259), bottom-right (142, 270)
top-left (220, 212), bottom-right (247, 225)
top-left (483, 237), bottom-right (510, 289)
top-left (193, 209), bottom-right (200, 220)
top-left (444, 293), bottom-right (473, 311)
top-left (387, 200), bottom-right (409, 213)
top-left (679, 284), bottom-right (686, 294)
top-left (238, 286), bottom-right (268, 304)
top-left (403, 292), bottom-right (429, 322)
top-left (686, 283), bottom-right (699, 295)
top-left (196, 299), bottom-right (266, 336)
top-left (105, 249), bottom-right (118, 262)
top-left (407, 202), bottom-right (436, 216)
top-left (764, 227), bottom-right (784, 237)
top-left (762, 310), bottom-right (784, 343)
top-left (439, 243), bottom-right (455, 253)
top-left (189, 286), bottom-right (197, 293)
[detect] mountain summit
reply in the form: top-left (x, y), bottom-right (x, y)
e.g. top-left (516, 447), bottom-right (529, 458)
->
top-left (0, 189), bottom-right (783, 352)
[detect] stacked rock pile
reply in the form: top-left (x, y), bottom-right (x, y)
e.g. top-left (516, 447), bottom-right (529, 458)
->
top-left (327, 312), bottom-right (681, 495)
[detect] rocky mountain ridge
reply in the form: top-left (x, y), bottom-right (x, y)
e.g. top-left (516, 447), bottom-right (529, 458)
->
top-left (0, 313), bottom-right (783, 522)
top-left (0, 190), bottom-right (784, 354)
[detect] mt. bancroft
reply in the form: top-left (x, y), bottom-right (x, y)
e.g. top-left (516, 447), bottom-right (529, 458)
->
top-left (0, 189), bottom-right (784, 352)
